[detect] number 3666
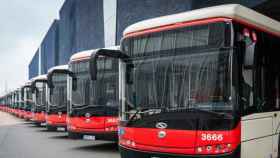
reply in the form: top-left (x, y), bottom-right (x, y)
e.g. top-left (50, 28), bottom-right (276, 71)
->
top-left (201, 134), bottom-right (223, 141)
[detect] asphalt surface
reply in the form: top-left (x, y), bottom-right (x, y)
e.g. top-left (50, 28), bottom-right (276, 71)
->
top-left (0, 111), bottom-right (120, 158)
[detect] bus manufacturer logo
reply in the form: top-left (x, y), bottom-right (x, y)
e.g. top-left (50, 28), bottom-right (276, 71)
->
top-left (155, 122), bottom-right (168, 129)
top-left (85, 113), bottom-right (91, 118)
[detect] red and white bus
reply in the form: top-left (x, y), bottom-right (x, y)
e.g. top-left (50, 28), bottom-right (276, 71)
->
top-left (67, 47), bottom-right (119, 141)
top-left (31, 75), bottom-right (48, 126)
top-left (22, 81), bottom-right (33, 120)
top-left (13, 88), bottom-right (21, 117)
top-left (46, 65), bottom-right (70, 131)
top-left (91, 4), bottom-right (280, 158)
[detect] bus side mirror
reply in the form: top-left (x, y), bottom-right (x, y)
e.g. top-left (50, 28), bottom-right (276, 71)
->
top-left (72, 77), bottom-right (77, 91)
top-left (31, 83), bottom-right (36, 93)
top-left (89, 54), bottom-right (98, 81)
top-left (50, 88), bottom-right (53, 95)
top-left (244, 43), bottom-right (255, 69)
top-left (47, 77), bottom-right (54, 89)
top-left (21, 89), bottom-right (24, 98)
top-left (126, 63), bottom-right (134, 84)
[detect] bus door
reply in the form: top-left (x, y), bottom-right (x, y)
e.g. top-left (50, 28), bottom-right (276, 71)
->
top-left (240, 31), bottom-right (275, 158)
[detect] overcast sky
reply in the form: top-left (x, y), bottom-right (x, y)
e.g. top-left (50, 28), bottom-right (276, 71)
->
top-left (0, 0), bottom-right (65, 96)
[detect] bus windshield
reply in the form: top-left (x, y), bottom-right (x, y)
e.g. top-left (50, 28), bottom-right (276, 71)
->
top-left (25, 87), bottom-right (32, 102)
top-left (70, 58), bottom-right (118, 111)
top-left (35, 82), bottom-right (46, 106)
top-left (122, 22), bottom-right (233, 117)
top-left (49, 73), bottom-right (67, 107)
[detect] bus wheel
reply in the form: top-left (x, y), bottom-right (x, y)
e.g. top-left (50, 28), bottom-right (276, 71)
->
top-left (68, 132), bottom-right (80, 139)
top-left (34, 122), bottom-right (41, 127)
top-left (46, 125), bottom-right (57, 131)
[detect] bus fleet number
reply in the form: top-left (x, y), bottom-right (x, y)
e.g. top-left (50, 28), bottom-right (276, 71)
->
top-left (201, 134), bottom-right (223, 141)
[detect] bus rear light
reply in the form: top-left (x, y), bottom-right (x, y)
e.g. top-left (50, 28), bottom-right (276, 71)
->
top-left (196, 143), bottom-right (234, 155)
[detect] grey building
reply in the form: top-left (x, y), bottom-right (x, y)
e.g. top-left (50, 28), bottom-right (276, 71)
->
top-left (28, 0), bottom-right (279, 79)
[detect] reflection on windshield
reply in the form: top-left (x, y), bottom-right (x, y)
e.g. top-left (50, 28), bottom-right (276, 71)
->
top-left (70, 59), bottom-right (118, 109)
top-left (50, 74), bottom-right (67, 107)
top-left (35, 82), bottom-right (46, 106)
top-left (123, 22), bottom-right (233, 118)
top-left (126, 51), bottom-right (232, 113)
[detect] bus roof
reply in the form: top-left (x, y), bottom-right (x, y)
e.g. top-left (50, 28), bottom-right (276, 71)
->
top-left (23, 80), bottom-right (32, 87)
top-left (47, 65), bottom-right (68, 74)
top-left (70, 46), bottom-right (120, 62)
top-left (31, 74), bottom-right (47, 82)
top-left (124, 4), bottom-right (280, 37)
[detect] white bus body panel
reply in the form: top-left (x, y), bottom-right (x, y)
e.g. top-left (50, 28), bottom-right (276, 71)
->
top-left (241, 112), bottom-right (280, 158)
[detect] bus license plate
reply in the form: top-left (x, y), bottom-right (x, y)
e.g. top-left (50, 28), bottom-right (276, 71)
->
top-left (57, 127), bottom-right (65, 131)
top-left (41, 122), bottom-right (47, 126)
top-left (83, 135), bottom-right (96, 141)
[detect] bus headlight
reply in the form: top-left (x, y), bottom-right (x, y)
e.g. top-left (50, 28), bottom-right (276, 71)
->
top-left (196, 143), bottom-right (234, 155)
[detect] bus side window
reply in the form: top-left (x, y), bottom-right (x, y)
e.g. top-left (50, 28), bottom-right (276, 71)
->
top-left (253, 34), bottom-right (280, 113)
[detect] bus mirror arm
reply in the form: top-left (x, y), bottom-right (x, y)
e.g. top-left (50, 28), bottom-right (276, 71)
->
top-left (31, 82), bottom-right (36, 93)
top-left (89, 49), bottom-right (129, 81)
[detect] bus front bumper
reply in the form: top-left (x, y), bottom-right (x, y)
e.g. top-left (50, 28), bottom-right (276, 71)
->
top-left (68, 129), bottom-right (118, 141)
top-left (119, 146), bottom-right (240, 158)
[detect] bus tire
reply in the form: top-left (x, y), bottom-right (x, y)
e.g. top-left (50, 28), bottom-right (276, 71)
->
top-left (34, 122), bottom-right (41, 127)
top-left (46, 125), bottom-right (57, 131)
top-left (68, 132), bottom-right (80, 139)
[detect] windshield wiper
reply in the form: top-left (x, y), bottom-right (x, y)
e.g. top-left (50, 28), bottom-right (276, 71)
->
top-left (125, 107), bottom-right (163, 125)
top-left (188, 108), bottom-right (231, 118)
top-left (72, 104), bottom-right (104, 110)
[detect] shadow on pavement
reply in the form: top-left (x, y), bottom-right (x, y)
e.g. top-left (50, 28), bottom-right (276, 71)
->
top-left (23, 122), bottom-right (34, 125)
top-left (71, 142), bottom-right (119, 152)
top-left (27, 125), bottom-right (45, 128)
top-left (48, 135), bottom-right (69, 140)
top-left (35, 129), bottom-right (54, 132)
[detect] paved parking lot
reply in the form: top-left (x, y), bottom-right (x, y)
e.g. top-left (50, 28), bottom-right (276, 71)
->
top-left (0, 111), bottom-right (120, 158)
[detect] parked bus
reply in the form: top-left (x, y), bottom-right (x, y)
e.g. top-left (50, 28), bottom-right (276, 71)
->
top-left (46, 65), bottom-right (70, 131)
top-left (31, 75), bottom-right (48, 126)
top-left (18, 86), bottom-right (26, 118)
top-left (0, 96), bottom-right (5, 111)
top-left (67, 47), bottom-right (119, 141)
top-left (21, 81), bottom-right (33, 120)
top-left (13, 88), bottom-right (21, 117)
top-left (5, 93), bottom-right (11, 113)
top-left (11, 90), bottom-right (16, 115)
top-left (90, 4), bottom-right (280, 158)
